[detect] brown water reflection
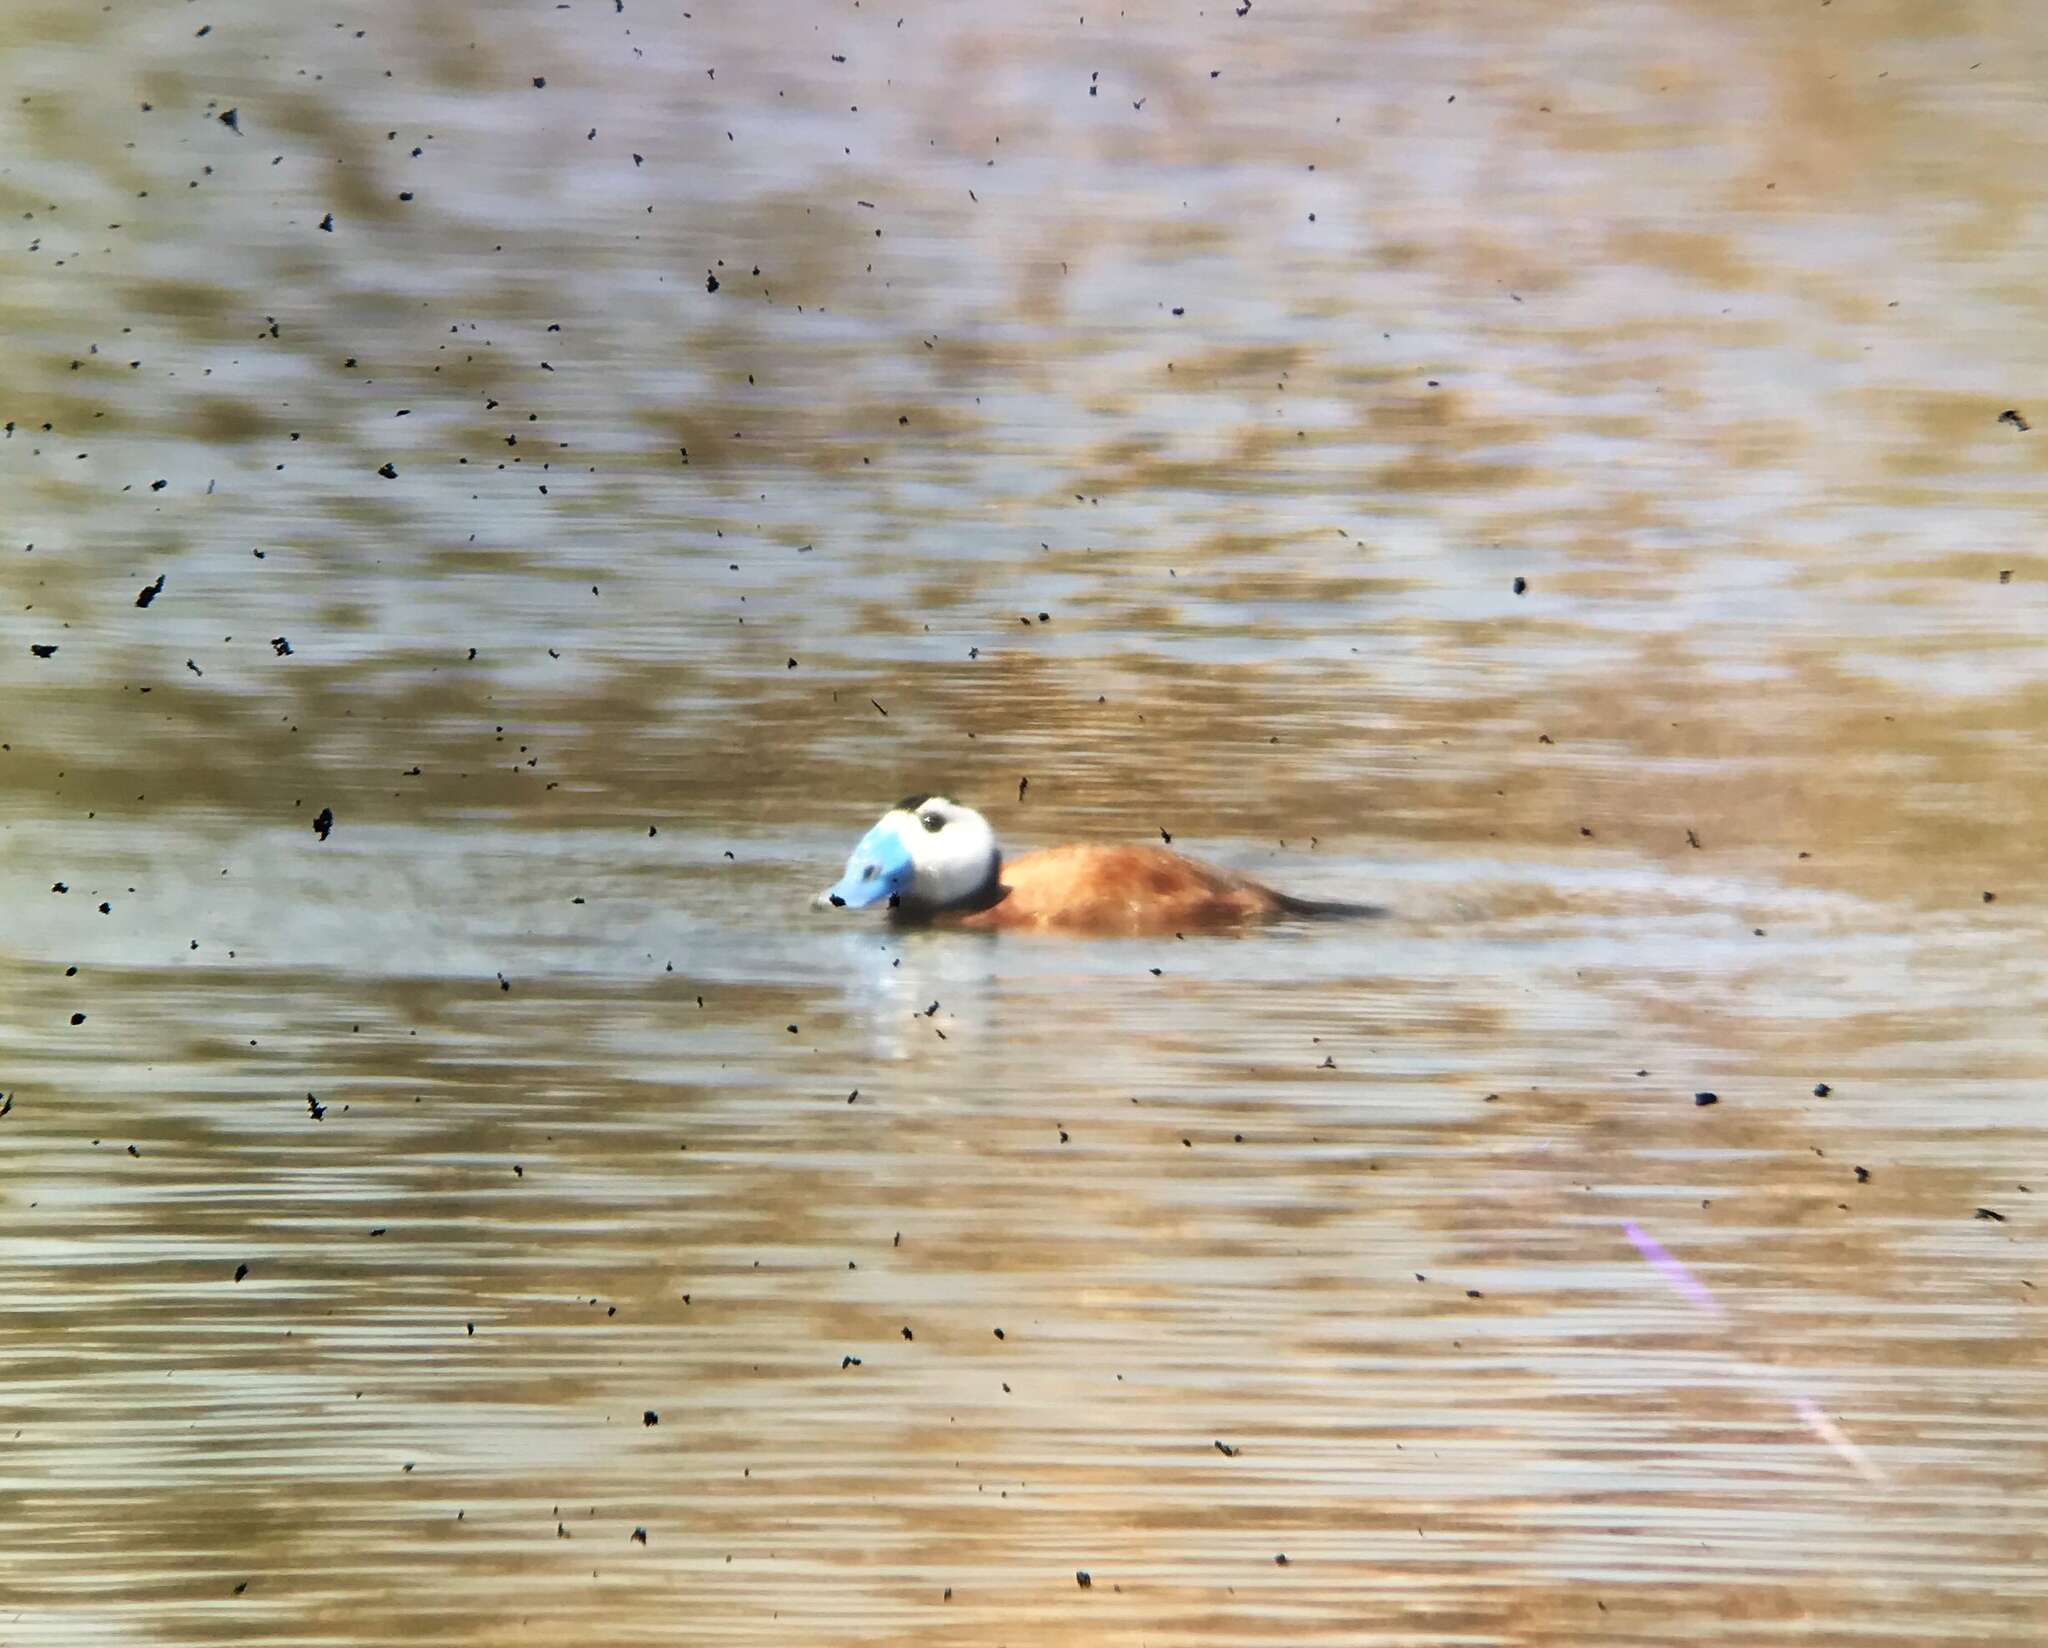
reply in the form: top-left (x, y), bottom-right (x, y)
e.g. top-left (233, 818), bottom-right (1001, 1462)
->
top-left (3, 0), bottom-right (2045, 1643)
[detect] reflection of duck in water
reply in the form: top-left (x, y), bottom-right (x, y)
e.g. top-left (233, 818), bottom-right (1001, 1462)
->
top-left (816, 796), bottom-right (1383, 937)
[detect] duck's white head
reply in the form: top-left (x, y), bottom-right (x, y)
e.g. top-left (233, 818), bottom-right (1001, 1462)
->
top-left (818, 795), bottom-right (1001, 914)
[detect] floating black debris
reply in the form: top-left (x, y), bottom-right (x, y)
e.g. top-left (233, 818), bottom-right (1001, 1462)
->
top-left (1974, 1207), bottom-right (2006, 1222)
top-left (1998, 409), bottom-right (2030, 431)
top-left (376, 462), bottom-right (398, 479)
top-left (319, 213), bottom-right (334, 232)
top-left (1512, 576), bottom-right (1527, 594)
top-left (313, 807), bottom-right (334, 840)
top-left (630, 1527), bottom-right (647, 1545)
top-left (136, 574), bottom-right (165, 608)
top-left (307, 1093), bottom-right (326, 1120)
top-left (643, 1410), bottom-right (659, 1426)
top-left (1694, 1092), bottom-right (1719, 1106)
top-left (1075, 1571), bottom-right (1091, 1589)
top-left (1214, 1440), bottom-right (1239, 1456)
top-left (271, 636), bottom-right (292, 655)
top-left (30, 644), bottom-right (57, 658)
top-left (219, 108), bottom-right (240, 133)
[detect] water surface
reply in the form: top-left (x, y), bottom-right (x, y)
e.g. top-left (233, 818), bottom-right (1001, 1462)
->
top-left (2, 1), bottom-right (2044, 1643)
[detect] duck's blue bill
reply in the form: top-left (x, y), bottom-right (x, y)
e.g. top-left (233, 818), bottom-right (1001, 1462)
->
top-left (822, 820), bottom-right (912, 909)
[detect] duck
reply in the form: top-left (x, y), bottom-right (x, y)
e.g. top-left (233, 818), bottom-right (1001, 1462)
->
top-left (815, 795), bottom-right (1383, 936)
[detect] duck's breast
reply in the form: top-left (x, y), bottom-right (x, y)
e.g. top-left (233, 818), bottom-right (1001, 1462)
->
top-left (949, 843), bottom-right (1284, 936)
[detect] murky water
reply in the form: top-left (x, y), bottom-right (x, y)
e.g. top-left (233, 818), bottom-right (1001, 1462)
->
top-left (3, 0), bottom-right (2045, 1641)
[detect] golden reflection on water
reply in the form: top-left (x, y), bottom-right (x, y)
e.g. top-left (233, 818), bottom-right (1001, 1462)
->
top-left (2, 0), bottom-right (2045, 1643)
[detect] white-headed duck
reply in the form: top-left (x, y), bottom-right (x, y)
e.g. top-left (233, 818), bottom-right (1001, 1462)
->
top-left (816, 796), bottom-right (1383, 937)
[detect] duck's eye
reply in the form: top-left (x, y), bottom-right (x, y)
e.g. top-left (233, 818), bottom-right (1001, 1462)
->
top-left (919, 812), bottom-right (945, 833)
top-left (861, 863), bottom-right (878, 880)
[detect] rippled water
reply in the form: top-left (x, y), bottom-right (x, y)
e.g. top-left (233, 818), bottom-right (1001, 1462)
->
top-left (3, 0), bottom-right (2045, 1642)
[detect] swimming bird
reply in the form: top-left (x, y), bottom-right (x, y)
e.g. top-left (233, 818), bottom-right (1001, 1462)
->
top-left (816, 796), bottom-right (1382, 936)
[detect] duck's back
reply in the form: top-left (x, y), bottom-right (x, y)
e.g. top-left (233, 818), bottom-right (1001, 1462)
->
top-left (943, 843), bottom-right (1288, 936)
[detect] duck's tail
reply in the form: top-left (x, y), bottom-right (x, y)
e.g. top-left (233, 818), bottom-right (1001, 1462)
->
top-left (1270, 890), bottom-right (1389, 922)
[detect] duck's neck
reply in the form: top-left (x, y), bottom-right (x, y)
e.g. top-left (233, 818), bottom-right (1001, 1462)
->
top-left (949, 855), bottom-right (1007, 913)
top-left (902, 851), bottom-right (1006, 917)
